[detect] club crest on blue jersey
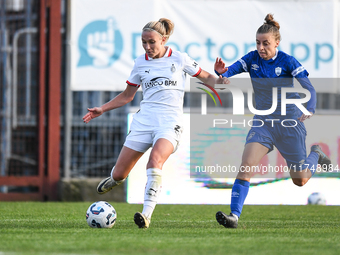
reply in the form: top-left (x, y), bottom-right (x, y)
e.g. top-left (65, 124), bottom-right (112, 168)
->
top-left (275, 67), bottom-right (282, 76)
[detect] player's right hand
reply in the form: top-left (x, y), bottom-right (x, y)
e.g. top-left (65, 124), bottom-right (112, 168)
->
top-left (297, 112), bottom-right (313, 122)
top-left (83, 107), bottom-right (103, 123)
top-left (215, 58), bottom-right (228, 74)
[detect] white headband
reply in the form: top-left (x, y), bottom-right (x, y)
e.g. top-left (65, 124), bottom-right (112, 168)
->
top-left (143, 28), bottom-right (168, 38)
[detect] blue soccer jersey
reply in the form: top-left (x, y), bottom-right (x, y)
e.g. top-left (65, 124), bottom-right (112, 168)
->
top-left (217, 50), bottom-right (316, 119)
top-left (215, 49), bottom-right (318, 169)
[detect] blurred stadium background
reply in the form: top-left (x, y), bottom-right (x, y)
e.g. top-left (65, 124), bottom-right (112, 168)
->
top-left (0, 0), bottom-right (339, 202)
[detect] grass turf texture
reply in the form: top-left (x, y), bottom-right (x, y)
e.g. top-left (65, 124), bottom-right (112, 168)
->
top-left (0, 203), bottom-right (339, 255)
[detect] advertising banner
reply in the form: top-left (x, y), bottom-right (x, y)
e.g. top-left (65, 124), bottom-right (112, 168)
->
top-left (70, 0), bottom-right (338, 91)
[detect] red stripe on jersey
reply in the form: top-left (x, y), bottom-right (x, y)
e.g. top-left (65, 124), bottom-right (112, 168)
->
top-left (192, 67), bottom-right (202, 77)
top-left (145, 54), bottom-right (149, 60)
top-left (168, 48), bottom-right (172, 57)
top-left (126, 80), bottom-right (140, 88)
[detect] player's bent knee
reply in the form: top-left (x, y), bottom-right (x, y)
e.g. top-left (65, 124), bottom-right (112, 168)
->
top-left (241, 159), bottom-right (260, 169)
top-left (240, 161), bottom-right (259, 171)
top-left (292, 178), bottom-right (309, 187)
top-left (237, 163), bottom-right (256, 179)
top-left (147, 158), bottom-right (163, 169)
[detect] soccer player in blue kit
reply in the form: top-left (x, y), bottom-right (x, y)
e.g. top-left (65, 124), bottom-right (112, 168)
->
top-left (214, 14), bottom-right (332, 228)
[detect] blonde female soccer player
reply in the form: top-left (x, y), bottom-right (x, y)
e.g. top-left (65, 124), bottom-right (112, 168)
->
top-left (83, 18), bottom-right (229, 229)
top-left (214, 14), bottom-right (331, 228)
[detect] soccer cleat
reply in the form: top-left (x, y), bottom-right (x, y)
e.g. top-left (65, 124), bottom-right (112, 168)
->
top-left (311, 145), bottom-right (332, 171)
top-left (134, 212), bottom-right (150, 229)
top-left (97, 177), bottom-right (114, 194)
top-left (216, 211), bottom-right (238, 228)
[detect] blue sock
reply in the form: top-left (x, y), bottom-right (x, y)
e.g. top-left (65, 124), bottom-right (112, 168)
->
top-left (304, 151), bottom-right (319, 176)
top-left (230, 179), bottom-right (250, 218)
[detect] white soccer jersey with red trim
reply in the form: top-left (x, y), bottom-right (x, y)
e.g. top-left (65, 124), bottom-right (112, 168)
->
top-left (127, 47), bottom-right (201, 127)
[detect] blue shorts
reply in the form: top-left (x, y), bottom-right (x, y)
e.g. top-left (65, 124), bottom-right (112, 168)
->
top-left (245, 116), bottom-right (307, 169)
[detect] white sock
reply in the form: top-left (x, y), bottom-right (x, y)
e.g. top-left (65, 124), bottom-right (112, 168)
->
top-left (110, 166), bottom-right (115, 178)
top-left (110, 166), bottom-right (126, 187)
top-left (231, 213), bottom-right (239, 221)
top-left (142, 168), bottom-right (162, 221)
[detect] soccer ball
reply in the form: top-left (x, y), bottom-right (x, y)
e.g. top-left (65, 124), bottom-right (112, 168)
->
top-left (86, 201), bottom-right (117, 228)
top-left (307, 192), bottom-right (326, 205)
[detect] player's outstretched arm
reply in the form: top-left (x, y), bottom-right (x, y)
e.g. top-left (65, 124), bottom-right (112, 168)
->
top-left (82, 85), bottom-right (138, 123)
top-left (296, 77), bottom-right (316, 116)
top-left (196, 69), bottom-right (230, 88)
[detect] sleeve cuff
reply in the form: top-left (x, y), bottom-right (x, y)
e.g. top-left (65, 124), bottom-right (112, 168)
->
top-left (192, 68), bottom-right (202, 77)
top-left (307, 108), bottom-right (315, 114)
top-left (126, 80), bottom-right (140, 88)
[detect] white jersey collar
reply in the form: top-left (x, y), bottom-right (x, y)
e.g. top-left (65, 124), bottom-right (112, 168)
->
top-left (272, 49), bottom-right (279, 61)
top-left (145, 47), bottom-right (173, 60)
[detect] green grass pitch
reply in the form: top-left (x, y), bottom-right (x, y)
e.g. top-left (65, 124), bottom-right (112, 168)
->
top-left (0, 202), bottom-right (339, 255)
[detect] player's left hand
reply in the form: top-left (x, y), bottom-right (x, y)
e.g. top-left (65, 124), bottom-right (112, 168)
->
top-left (298, 112), bottom-right (313, 122)
top-left (215, 58), bottom-right (228, 74)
